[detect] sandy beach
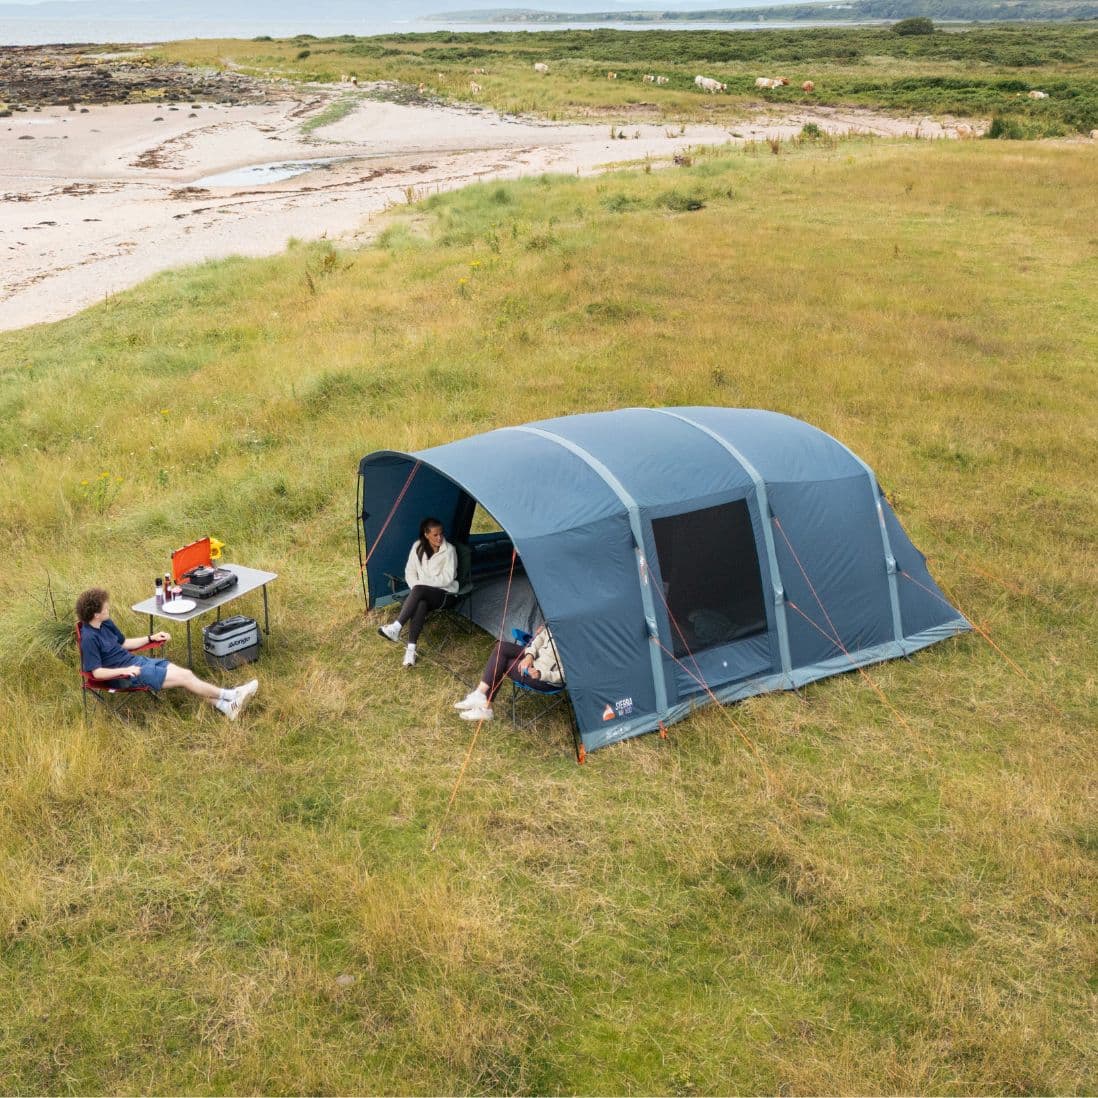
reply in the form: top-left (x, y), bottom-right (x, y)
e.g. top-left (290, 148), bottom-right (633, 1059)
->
top-left (1, 68), bottom-right (969, 332)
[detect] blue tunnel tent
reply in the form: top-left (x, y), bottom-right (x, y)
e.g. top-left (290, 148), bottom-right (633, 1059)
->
top-left (357, 408), bottom-right (970, 757)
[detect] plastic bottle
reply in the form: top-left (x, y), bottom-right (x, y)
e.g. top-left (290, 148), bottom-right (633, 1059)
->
top-left (155, 577), bottom-right (163, 608)
top-left (164, 572), bottom-right (172, 603)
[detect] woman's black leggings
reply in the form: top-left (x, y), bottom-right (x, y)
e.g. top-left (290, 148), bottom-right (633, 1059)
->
top-left (397, 584), bottom-right (449, 643)
top-left (482, 640), bottom-right (558, 700)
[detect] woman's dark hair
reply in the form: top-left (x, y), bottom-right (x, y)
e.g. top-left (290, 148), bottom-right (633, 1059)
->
top-left (76, 587), bottom-right (109, 625)
top-left (415, 517), bottom-right (444, 561)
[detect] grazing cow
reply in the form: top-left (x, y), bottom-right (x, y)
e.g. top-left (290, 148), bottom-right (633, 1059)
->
top-left (1027, 90), bottom-right (1048, 99)
top-left (695, 76), bottom-right (725, 94)
top-left (534, 62), bottom-right (549, 74)
top-left (472, 67), bottom-right (486, 75)
top-left (802, 80), bottom-right (815, 93)
top-left (643, 74), bottom-right (655, 83)
top-left (350, 76), bottom-right (358, 87)
top-left (470, 81), bottom-right (482, 94)
top-left (656, 75), bottom-right (670, 85)
top-left (607, 72), bottom-right (617, 80)
top-left (954, 123), bottom-right (977, 139)
top-left (756, 77), bottom-right (789, 89)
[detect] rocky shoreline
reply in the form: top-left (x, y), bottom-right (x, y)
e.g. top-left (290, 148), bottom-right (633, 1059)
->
top-left (0, 44), bottom-right (278, 114)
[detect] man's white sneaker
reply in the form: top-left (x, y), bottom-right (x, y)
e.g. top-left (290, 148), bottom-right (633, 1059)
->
top-left (402, 647), bottom-right (416, 667)
top-left (454, 690), bottom-right (486, 711)
top-left (223, 679), bottom-right (259, 721)
top-left (460, 705), bottom-right (493, 721)
top-left (378, 621), bottom-right (402, 643)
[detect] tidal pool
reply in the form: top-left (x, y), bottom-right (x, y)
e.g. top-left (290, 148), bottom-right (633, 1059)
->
top-left (193, 157), bottom-right (347, 188)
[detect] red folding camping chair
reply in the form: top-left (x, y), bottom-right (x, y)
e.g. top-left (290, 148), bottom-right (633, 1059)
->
top-left (76, 621), bottom-right (166, 721)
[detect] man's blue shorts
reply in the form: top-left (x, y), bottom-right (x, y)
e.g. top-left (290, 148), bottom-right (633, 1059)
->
top-left (127, 655), bottom-right (170, 690)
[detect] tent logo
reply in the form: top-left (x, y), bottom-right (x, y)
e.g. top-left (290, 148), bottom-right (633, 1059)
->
top-left (602, 698), bottom-right (635, 721)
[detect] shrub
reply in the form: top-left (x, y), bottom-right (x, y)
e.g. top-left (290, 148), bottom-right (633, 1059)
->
top-left (893, 18), bottom-right (935, 36)
top-left (987, 114), bottom-right (1024, 139)
top-left (657, 189), bottom-right (706, 212)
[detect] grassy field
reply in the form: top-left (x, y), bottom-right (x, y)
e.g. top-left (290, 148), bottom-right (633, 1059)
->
top-left (155, 24), bottom-right (1098, 135)
top-left (1, 137), bottom-right (1096, 1094)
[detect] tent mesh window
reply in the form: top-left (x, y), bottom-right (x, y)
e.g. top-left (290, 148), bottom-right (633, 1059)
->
top-left (652, 500), bottom-right (768, 657)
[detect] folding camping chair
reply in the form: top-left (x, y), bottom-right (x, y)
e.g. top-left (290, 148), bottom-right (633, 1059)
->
top-left (505, 629), bottom-right (582, 760)
top-left (76, 621), bottom-right (166, 722)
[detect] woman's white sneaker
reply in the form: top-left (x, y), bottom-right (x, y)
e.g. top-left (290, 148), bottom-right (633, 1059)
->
top-left (460, 705), bottom-right (493, 721)
top-left (454, 690), bottom-right (486, 711)
top-left (378, 621), bottom-right (402, 643)
top-left (402, 646), bottom-right (416, 667)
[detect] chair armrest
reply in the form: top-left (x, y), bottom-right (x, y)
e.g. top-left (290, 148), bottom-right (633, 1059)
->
top-left (133, 639), bottom-right (167, 654)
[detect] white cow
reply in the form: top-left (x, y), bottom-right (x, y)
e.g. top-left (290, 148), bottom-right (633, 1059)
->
top-left (533, 62), bottom-right (549, 74)
top-left (655, 75), bottom-right (670, 86)
top-left (695, 75), bottom-right (726, 94)
top-left (1027, 90), bottom-right (1048, 99)
top-left (642, 74), bottom-right (655, 83)
top-left (469, 81), bottom-right (482, 94)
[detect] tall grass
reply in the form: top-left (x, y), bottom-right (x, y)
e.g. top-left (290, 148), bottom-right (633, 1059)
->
top-left (0, 140), bottom-right (1095, 1094)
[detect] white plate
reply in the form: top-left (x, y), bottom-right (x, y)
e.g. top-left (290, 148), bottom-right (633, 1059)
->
top-left (161, 598), bottom-right (197, 614)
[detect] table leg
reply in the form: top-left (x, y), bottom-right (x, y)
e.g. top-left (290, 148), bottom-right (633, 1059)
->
top-left (186, 621), bottom-right (193, 668)
top-left (148, 613), bottom-right (153, 634)
top-left (262, 583), bottom-right (270, 635)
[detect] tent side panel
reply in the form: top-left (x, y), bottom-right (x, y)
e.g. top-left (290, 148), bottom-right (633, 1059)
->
top-left (768, 477), bottom-right (896, 668)
top-left (519, 516), bottom-right (659, 747)
top-left (360, 455), bottom-right (463, 609)
top-left (880, 499), bottom-right (970, 638)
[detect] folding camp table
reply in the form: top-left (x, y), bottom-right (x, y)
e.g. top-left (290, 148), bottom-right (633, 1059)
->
top-left (131, 563), bottom-right (277, 669)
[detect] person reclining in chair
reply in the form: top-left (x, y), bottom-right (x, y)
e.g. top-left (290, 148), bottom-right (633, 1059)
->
top-left (453, 623), bottom-right (563, 722)
top-left (377, 516), bottom-right (458, 668)
top-left (77, 587), bottom-right (258, 721)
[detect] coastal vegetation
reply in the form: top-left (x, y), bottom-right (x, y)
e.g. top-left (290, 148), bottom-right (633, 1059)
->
top-left (157, 23), bottom-right (1098, 134)
top-left (444, 0), bottom-right (1098, 21)
top-left (0, 136), bottom-right (1094, 1094)
top-left (448, 0), bottom-right (1098, 19)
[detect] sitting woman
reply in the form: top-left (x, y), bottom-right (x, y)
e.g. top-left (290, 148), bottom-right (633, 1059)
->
top-left (453, 623), bottom-right (563, 722)
top-left (377, 516), bottom-right (458, 667)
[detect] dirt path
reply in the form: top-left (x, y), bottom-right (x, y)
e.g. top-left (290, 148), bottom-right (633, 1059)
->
top-left (0, 79), bottom-right (976, 333)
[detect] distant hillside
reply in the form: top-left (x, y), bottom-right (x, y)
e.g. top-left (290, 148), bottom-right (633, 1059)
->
top-left (439, 0), bottom-right (1098, 21)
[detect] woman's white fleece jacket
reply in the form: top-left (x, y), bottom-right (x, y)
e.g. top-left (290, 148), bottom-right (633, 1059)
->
top-left (404, 540), bottom-right (459, 594)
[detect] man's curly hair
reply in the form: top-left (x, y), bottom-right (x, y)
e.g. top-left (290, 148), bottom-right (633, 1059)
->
top-left (75, 587), bottom-right (109, 625)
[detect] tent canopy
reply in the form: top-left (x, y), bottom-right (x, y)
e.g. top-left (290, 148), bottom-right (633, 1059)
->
top-left (358, 408), bottom-right (968, 753)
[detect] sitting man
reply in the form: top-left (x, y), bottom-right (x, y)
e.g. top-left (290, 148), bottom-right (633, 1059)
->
top-left (452, 623), bottom-right (563, 722)
top-left (77, 587), bottom-right (258, 721)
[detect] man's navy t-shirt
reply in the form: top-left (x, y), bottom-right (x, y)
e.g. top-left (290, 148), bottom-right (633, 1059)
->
top-left (80, 619), bottom-right (131, 673)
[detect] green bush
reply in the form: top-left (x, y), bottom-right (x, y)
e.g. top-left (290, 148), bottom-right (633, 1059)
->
top-left (987, 114), bottom-right (1025, 139)
top-left (893, 18), bottom-right (936, 36)
top-left (657, 189), bottom-right (706, 212)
